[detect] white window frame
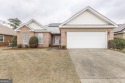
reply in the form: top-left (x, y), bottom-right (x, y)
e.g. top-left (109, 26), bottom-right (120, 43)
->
top-left (0, 35), bottom-right (4, 42)
top-left (38, 33), bottom-right (43, 44)
top-left (22, 32), bottom-right (28, 44)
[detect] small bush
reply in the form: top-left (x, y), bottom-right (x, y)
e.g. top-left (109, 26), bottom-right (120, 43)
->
top-left (108, 38), bottom-right (125, 50)
top-left (11, 36), bottom-right (17, 47)
top-left (108, 40), bottom-right (117, 49)
top-left (61, 45), bottom-right (66, 49)
top-left (25, 45), bottom-right (29, 48)
top-left (29, 36), bottom-right (38, 48)
top-left (18, 44), bottom-right (22, 48)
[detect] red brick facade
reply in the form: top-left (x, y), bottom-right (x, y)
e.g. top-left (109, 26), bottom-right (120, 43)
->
top-left (0, 35), bottom-right (13, 46)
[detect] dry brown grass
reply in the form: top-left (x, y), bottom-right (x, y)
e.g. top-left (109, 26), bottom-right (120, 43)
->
top-left (0, 48), bottom-right (80, 83)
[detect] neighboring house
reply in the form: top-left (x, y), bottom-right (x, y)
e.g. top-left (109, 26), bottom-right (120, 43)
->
top-left (0, 24), bottom-right (16, 46)
top-left (114, 24), bottom-right (125, 38)
top-left (15, 6), bottom-right (117, 48)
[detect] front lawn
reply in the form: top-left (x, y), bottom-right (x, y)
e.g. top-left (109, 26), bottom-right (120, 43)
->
top-left (0, 48), bottom-right (80, 83)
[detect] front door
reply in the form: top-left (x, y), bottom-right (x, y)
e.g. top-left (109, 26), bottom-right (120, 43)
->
top-left (53, 36), bottom-right (60, 45)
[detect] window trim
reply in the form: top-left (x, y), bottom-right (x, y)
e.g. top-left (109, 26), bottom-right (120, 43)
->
top-left (0, 79), bottom-right (12, 83)
top-left (22, 32), bottom-right (28, 44)
top-left (0, 35), bottom-right (4, 42)
top-left (38, 33), bottom-right (43, 44)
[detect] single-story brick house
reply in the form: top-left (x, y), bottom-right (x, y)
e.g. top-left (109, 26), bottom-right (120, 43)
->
top-left (0, 24), bottom-right (16, 46)
top-left (114, 24), bottom-right (125, 38)
top-left (15, 6), bottom-right (117, 48)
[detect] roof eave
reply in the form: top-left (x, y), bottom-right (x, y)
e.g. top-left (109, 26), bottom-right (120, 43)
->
top-left (15, 29), bottom-right (35, 32)
top-left (34, 31), bottom-right (50, 33)
top-left (114, 31), bottom-right (123, 34)
top-left (51, 32), bottom-right (60, 34)
top-left (0, 34), bottom-right (17, 36)
top-left (60, 25), bottom-right (117, 28)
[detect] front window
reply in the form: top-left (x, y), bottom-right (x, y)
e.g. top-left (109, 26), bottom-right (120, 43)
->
top-left (0, 79), bottom-right (12, 83)
top-left (38, 33), bottom-right (43, 44)
top-left (0, 35), bottom-right (4, 42)
top-left (22, 33), bottom-right (28, 44)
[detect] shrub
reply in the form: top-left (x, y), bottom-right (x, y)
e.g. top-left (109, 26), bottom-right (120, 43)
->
top-left (108, 38), bottom-right (125, 50)
top-left (25, 45), bottom-right (29, 48)
top-left (18, 44), bottom-right (22, 48)
top-left (61, 45), bottom-right (66, 49)
top-left (29, 36), bottom-right (38, 48)
top-left (11, 36), bottom-right (17, 47)
top-left (108, 40), bottom-right (117, 49)
top-left (115, 38), bottom-right (125, 50)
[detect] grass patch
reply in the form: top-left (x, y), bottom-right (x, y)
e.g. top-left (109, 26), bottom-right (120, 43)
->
top-left (0, 48), bottom-right (80, 83)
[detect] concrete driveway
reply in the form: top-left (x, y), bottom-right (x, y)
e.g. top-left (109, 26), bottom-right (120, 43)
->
top-left (69, 49), bottom-right (125, 83)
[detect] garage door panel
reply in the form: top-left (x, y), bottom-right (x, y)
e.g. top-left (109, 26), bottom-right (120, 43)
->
top-left (67, 32), bottom-right (107, 48)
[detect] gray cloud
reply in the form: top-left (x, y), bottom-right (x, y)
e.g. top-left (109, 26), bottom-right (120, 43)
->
top-left (0, 0), bottom-right (125, 25)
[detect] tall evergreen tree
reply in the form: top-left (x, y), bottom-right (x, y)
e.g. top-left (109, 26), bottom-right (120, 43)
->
top-left (8, 18), bottom-right (22, 29)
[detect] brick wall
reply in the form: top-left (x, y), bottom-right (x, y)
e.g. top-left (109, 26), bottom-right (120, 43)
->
top-left (17, 26), bottom-right (51, 47)
top-left (0, 35), bottom-right (13, 46)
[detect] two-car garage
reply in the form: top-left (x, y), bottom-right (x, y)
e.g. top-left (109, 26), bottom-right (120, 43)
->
top-left (59, 7), bottom-right (117, 49)
top-left (67, 32), bottom-right (107, 48)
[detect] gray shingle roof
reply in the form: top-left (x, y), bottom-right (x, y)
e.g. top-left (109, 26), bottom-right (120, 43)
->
top-left (34, 29), bottom-right (50, 32)
top-left (46, 26), bottom-right (60, 34)
top-left (0, 24), bottom-right (16, 36)
top-left (46, 23), bottom-right (61, 34)
top-left (114, 24), bottom-right (125, 32)
top-left (49, 23), bottom-right (61, 27)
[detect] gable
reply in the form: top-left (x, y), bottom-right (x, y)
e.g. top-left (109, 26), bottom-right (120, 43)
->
top-left (60, 6), bottom-right (117, 28)
top-left (15, 19), bottom-right (49, 32)
top-left (15, 24), bottom-right (34, 31)
top-left (27, 21), bottom-right (44, 30)
top-left (20, 25), bottom-right (31, 31)
top-left (66, 10), bottom-right (109, 25)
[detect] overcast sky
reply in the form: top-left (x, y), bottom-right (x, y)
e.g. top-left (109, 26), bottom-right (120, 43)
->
top-left (0, 0), bottom-right (125, 25)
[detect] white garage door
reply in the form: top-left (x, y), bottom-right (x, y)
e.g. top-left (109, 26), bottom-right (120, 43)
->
top-left (67, 32), bottom-right (107, 48)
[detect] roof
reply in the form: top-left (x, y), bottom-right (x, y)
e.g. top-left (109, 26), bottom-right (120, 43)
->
top-left (114, 24), bottom-right (125, 33)
top-left (0, 24), bottom-right (16, 36)
top-left (15, 19), bottom-right (49, 32)
top-left (49, 23), bottom-right (61, 27)
top-left (46, 26), bottom-right (60, 34)
top-left (60, 6), bottom-right (118, 28)
top-left (46, 23), bottom-right (61, 34)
